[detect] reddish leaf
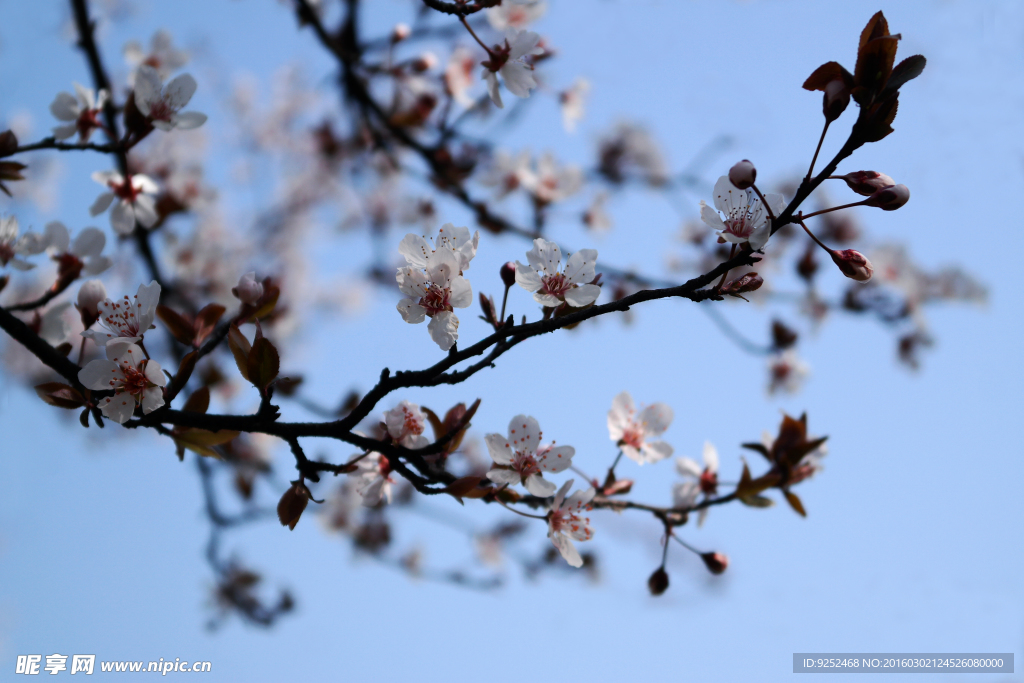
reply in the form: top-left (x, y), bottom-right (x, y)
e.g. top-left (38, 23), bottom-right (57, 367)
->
top-left (227, 325), bottom-right (251, 381)
top-left (802, 61), bottom-right (852, 91)
top-left (247, 337), bottom-right (280, 392)
top-left (182, 386), bottom-right (210, 414)
top-left (784, 490), bottom-right (807, 517)
top-left (35, 382), bottom-right (85, 409)
top-left (156, 305), bottom-right (196, 346)
top-left (172, 427), bottom-right (239, 458)
top-left (165, 350), bottom-right (198, 403)
top-left (193, 304), bottom-right (226, 346)
top-left (445, 475), bottom-right (492, 504)
top-left (277, 481), bottom-right (310, 530)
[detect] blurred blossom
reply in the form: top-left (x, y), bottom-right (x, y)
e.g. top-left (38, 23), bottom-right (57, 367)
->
top-left (487, 0), bottom-right (547, 31)
top-left (124, 30), bottom-right (188, 83)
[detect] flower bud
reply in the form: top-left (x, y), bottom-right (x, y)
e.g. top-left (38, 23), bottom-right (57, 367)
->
top-left (647, 567), bottom-right (670, 596)
top-left (500, 261), bottom-right (517, 288)
top-left (863, 183), bottom-right (910, 211)
top-left (277, 480), bottom-right (311, 531)
top-left (76, 279), bottom-right (107, 327)
top-left (830, 249), bottom-right (873, 282)
top-left (822, 78), bottom-right (850, 122)
top-left (841, 170), bottom-right (895, 196)
top-left (700, 551), bottom-right (729, 575)
top-left (728, 159), bottom-right (757, 190)
top-left (411, 52), bottom-right (437, 73)
top-left (232, 271), bottom-right (264, 305)
top-left (391, 23), bottom-right (411, 42)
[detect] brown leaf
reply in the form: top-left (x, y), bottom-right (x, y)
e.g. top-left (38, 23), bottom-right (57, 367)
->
top-left (784, 490), bottom-right (807, 517)
top-left (602, 478), bottom-right (634, 496)
top-left (854, 12), bottom-right (900, 100)
top-left (247, 284), bottom-right (280, 322)
top-left (802, 61), bottom-right (852, 91)
top-left (35, 382), bottom-right (85, 409)
top-left (164, 350), bottom-right (198, 403)
top-left (172, 427), bottom-right (239, 458)
top-left (884, 55), bottom-right (926, 94)
top-left (277, 481), bottom-right (311, 530)
top-left (182, 386), bottom-right (210, 414)
top-left (445, 475), bottom-right (492, 503)
top-left (0, 129), bottom-right (18, 155)
top-left (193, 304), bottom-right (226, 346)
top-left (227, 325), bottom-right (251, 381)
top-left (247, 337), bottom-right (280, 392)
top-left (156, 305), bottom-right (196, 346)
top-left (421, 406), bottom-right (446, 443)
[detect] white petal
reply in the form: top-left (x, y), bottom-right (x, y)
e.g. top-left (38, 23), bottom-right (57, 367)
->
top-left (748, 223), bottom-right (770, 251)
top-left (483, 70), bottom-right (503, 109)
top-left (396, 266), bottom-right (428, 299)
top-left (89, 192), bottom-right (115, 217)
top-left (427, 310), bottom-right (459, 350)
top-left (563, 248), bottom-right (597, 285)
top-left (486, 469), bottom-right (520, 486)
top-left (699, 200), bottom-right (727, 232)
top-left (551, 533), bottom-right (583, 568)
top-left (673, 481), bottom-right (699, 508)
top-left (536, 445), bottom-right (574, 473)
top-left (566, 487), bottom-right (596, 508)
top-left (398, 233), bottom-right (431, 268)
top-left (132, 174), bottom-right (159, 194)
top-left (144, 359), bottom-right (167, 387)
top-left (607, 391), bottom-right (632, 441)
top-left (133, 66), bottom-right (163, 114)
top-left (141, 385), bottom-right (164, 413)
top-left (447, 275), bottom-right (473, 309)
top-left (172, 110), bottom-right (206, 130)
top-left (110, 201), bottom-right (135, 235)
top-left (514, 261), bottom-right (542, 293)
top-left (51, 123), bottom-right (78, 141)
top-left (78, 359), bottom-right (121, 390)
top-left (50, 92), bottom-right (79, 121)
top-left (639, 441), bottom-right (673, 464)
top-left (638, 402), bottom-right (673, 435)
top-left (500, 61), bottom-right (537, 99)
top-left (100, 394), bottom-right (137, 424)
top-left (91, 170), bottom-right (122, 187)
top-left (133, 195), bottom-right (158, 228)
top-left (82, 256), bottom-right (113, 276)
top-left (620, 444), bottom-right (643, 464)
top-left (71, 227), bottom-right (105, 258)
top-left (563, 283), bottom-right (600, 307)
top-left (507, 414), bottom-right (541, 455)
top-left (42, 221), bottom-right (69, 254)
top-left (506, 29), bottom-right (541, 61)
top-left (135, 280), bottom-right (162, 319)
top-left (397, 299), bottom-right (426, 324)
top-left (524, 473), bottom-right (556, 497)
top-left (552, 479), bottom-right (573, 509)
top-left (164, 73), bottom-right (197, 108)
top-left (676, 457), bottom-right (702, 478)
top-left (484, 433), bottom-right (514, 465)
top-left (526, 238), bottom-right (560, 274)
top-left (702, 441), bottom-right (719, 472)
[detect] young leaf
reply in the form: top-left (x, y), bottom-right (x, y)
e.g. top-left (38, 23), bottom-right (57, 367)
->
top-left (247, 337), bottom-right (280, 392)
top-left (227, 325), bottom-right (251, 381)
top-left (35, 382), bottom-right (85, 409)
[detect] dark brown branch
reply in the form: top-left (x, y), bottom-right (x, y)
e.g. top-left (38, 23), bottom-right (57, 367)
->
top-left (419, 0), bottom-right (490, 17)
top-left (0, 306), bottom-right (84, 387)
top-left (2, 136), bottom-right (121, 158)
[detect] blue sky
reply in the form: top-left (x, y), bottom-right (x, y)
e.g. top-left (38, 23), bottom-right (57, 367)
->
top-left (1, 1), bottom-right (1022, 681)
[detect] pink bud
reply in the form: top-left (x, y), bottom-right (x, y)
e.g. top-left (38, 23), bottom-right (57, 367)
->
top-left (76, 279), bottom-right (107, 319)
top-left (232, 272), bottom-right (264, 305)
top-left (700, 552), bottom-right (729, 575)
top-left (830, 249), bottom-right (874, 282)
top-left (841, 170), bottom-right (896, 196)
top-left (391, 23), bottom-right (411, 42)
top-left (411, 52), bottom-right (437, 73)
top-left (728, 159), bottom-right (757, 190)
top-left (863, 183), bottom-right (910, 211)
top-left (500, 262), bottom-right (517, 288)
top-left (823, 79), bottom-right (850, 122)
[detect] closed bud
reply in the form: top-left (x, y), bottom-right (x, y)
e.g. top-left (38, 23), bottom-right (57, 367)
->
top-left (232, 271), bottom-right (264, 305)
top-left (822, 79), bottom-right (850, 122)
top-left (728, 159), bottom-right (757, 190)
top-left (700, 551), bottom-right (729, 575)
top-left (411, 52), bottom-right (437, 73)
top-left (500, 261), bottom-right (517, 288)
top-left (830, 249), bottom-right (873, 282)
top-left (863, 183), bottom-right (910, 211)
top-left (391, 23), bottom-right (411, 42)
top-left (647, 567), bottom-right (670, 595)
top-left (841, 170), bottom-right (895, 196)
top-left (76, 279), bottom-right (107, 327)
top-left (720, 272), bottom-right (764, 299)
top-left (277, 480), bottom-right (312, 531)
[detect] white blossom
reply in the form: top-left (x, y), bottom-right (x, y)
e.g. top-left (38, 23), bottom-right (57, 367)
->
top-left (485, 414), bottom-right (573, 497)
top-left (676, 441), bottom-right (720, 525)
top-left (607, 391), bottom-right (674, 465)
top-left (518, 152), bottom-right (583, 204)
top-left (395, 228), bottom-right (477, 351)
top-left (49, 83), bottom-right (107, 142)
top-left (41, 221), bottom-right (111, 276)
top-left (482, 29), bottom-right (543, 109)
top-left (547, 479), bottom-right (595, 568)
top-left (124, 30), bottom-right (188, 83)
top-left (768, 349), bottom-right (810, 395)
top-left (444, 47), bottom-right (477, 108)
top-left (37, 302), bottom-right (73, 346)
top-left (0, 215), bottom-right (46, 270)
top-left (486, 0), bottom-right (547, 31)
top-left (90, 170), bottom-right (159, 235)
top-left (352, 450), bottom-right (393, 507)
top-left (133, 65), bottom-right (207, 132)
top-left (78, 340), bottom-right (166, 424)
top-left (559, 78), bottom-right (589, 133)
top-left (700, 175), bottom-right (785, 251)
top-left (384, 400), bottom-right (430, 449)
top-left (232, 272), bottom-right (264, 305)
top-left (81, 280), bottom-right (160, 347)
top-left (515, 238), bottom-right (600, 308)
top-left (479, 150), bottom-right (531, 199)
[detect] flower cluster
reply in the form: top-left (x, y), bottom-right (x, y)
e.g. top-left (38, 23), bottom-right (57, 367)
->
top-left (78, 340), bottom-right (166, 423)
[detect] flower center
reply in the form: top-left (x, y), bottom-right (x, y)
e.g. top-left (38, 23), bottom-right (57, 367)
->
top-left (147, 99), bottom-right (174, 122)
top-left (540, 272), bottom-right (569, 298)
top-left (510, 451), bottom-right (540, 479)
top-left (699, 469), bottom-right (718, 495)
top-left (419, 283), bottom-right (452, 317)
top-left (620, 425), bottom-right (644, 450)
top-left (76, 108), bottom-right (103, 138)
top-left (119, 361), bottom-right (149, 397)
top-left (110, 176), bottom-right (141, 202)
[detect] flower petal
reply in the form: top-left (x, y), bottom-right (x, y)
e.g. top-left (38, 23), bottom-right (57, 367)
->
top-left (89, 192), bottom-right (115, 217)
top-left (397, 298), bottom-right (426, 324)
top-left (485, 433), bottom-right (514, 464)
top-left (524, 473), bottom-right (556, 497)
top-left (514, 261), bottom-right (543, 293)
top-left (536, 445), bottom-right (574, 473)
top-left (507, 414), bottom-right (540, 455)
top-left (142, 385), bottom-right (164, 413)
top-left (71, 226), bottom-right (105, 258)
top-left (165, 73), bottom-right (197, 109)
top-left (100, 394), bottom-right (137, 424)
top-left (78, 359), bottom-right (121, 390)
top-left (173, 111), bottom-right (206, 130)
top-left (563, 283), bottom-right (600, 307)
top-left (551, 532), bottom-right (583, 568)
top-left (427, 310), bottom-right (459, 350)
top-left (638, 402), bottom-right (673, 436)
top-left (563, 248), bottom-right (598, 285)
top-left (110, 201), bottom-right (136, 235)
